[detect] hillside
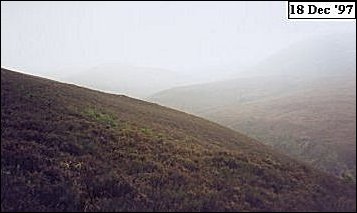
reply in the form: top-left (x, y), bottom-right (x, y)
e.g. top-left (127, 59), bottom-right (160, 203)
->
top-left (150, 75), bottom-right (356, 181)
top-left (1, 69), bottom-right (356, 212)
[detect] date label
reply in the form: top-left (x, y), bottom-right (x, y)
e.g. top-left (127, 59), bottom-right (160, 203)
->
top-left (288, 2), bottom-right (355, 20)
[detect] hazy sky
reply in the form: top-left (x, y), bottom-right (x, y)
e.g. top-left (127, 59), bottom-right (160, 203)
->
top-left (1, 1), bottom-right (355, 79)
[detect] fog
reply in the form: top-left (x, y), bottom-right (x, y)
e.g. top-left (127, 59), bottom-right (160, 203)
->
top-left (1, 1), bottom-right (356, 98)
top-left (1, 1), bottom-right (357, 196)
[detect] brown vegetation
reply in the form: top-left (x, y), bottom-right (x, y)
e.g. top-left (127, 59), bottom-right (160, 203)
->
top-left (150, 75), bottom-right (356, 181)
top-left (1, 69), bottom-right (356, 211)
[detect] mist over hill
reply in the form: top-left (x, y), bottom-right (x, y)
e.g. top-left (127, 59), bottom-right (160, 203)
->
top-left (218, 33), bottom-right (356, 79)
top-left (150, 34), bottom-right (357, 180)
top-left (64, 64), bottom-right (192, 99)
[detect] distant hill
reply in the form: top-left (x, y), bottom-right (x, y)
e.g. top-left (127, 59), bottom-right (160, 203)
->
top-left (150, 34), bottom-right (357, 181)
top-left (235, 33), bottom-right (356, 78)
top-left (1, 68), bottom-right (355, 211)
top-left (64, 64), bottom-right (191, 99)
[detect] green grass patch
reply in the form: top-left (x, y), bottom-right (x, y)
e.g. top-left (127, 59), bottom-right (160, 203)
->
top-left (83, 108), bottom-right (117, 128)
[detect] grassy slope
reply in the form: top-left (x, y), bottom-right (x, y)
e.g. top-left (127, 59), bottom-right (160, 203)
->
top-left (150, 75), bottom-right (356, 181)
top-left (1, 69), bottom-right (356, 212)
top-left (221, 82), bottom-right (356, 181)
